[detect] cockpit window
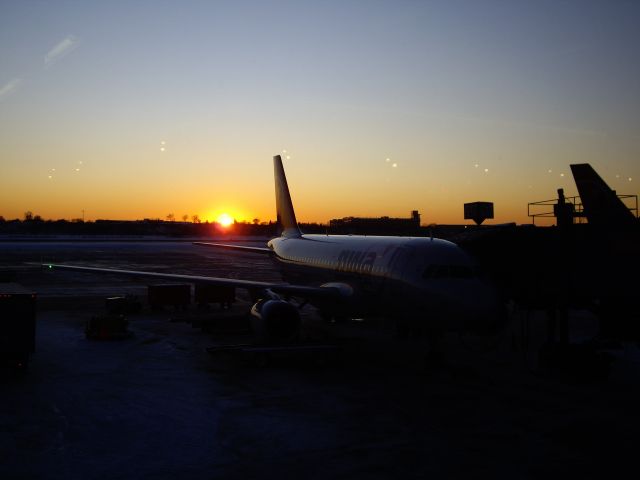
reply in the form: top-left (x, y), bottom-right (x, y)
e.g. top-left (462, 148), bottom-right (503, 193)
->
top-left (450, 265), bottom-right (473, 278)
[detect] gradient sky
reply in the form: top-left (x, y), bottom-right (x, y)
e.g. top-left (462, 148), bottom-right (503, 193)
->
top-left (1, 0), bottom-right (639, 225)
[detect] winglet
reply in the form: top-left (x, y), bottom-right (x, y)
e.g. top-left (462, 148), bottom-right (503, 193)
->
top-left (274, 155), bottom-right (302, 238)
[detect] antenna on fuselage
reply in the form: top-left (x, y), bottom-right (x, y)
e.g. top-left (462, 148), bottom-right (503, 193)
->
top-left (428, 223), bottom-right (436, 242)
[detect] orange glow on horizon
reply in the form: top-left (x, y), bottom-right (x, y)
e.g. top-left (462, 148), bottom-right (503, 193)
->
top-left (216, 213), bottom-right (234, 227)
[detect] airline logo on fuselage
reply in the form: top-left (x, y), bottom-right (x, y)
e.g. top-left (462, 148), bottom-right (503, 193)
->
top-left (337, 249), bottom-right (377, 273)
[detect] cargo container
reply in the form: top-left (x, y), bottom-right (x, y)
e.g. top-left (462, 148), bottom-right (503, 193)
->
top-left (0, 283), bottom-right (36, 369)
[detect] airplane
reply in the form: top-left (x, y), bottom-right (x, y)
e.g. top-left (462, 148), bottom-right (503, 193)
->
top-left (570, 163), bottom-right (638, 231)
top-left (44, 155), bottom-right (505, 343)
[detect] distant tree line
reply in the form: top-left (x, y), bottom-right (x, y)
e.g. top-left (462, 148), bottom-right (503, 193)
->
top-left (0, 212), bottom-right (439, 237)
top-left (0, 212), bottom-right (333, 237)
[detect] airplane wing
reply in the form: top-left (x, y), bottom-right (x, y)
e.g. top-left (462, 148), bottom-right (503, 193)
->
top-left (40, 263), bottom-right (343, 299)
top-left (193, 242), bottom-right (272, 254)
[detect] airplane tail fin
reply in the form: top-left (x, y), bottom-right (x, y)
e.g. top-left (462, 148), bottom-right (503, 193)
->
top-left (570, 163), bottom-right (637, 230)
top-left (273, 155), bottom-right (302, 238)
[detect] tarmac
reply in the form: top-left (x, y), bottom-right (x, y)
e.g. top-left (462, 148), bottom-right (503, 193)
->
top-left (1, 240), bottom-right (640, 479)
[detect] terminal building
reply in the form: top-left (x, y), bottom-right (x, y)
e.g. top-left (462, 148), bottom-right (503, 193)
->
top-left (329, 210), bottom-right (421, 235)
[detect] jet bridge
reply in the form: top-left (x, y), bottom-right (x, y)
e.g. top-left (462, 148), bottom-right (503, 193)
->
top-left (527, 192), bottom-right (638, 225)
top-left (459, 164), bottom-right (639, 378)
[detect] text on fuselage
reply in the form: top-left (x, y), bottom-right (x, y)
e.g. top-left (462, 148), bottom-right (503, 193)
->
top-left (337, 250), bottom-right (376, 273)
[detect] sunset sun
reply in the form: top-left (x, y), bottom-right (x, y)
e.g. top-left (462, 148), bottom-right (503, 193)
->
top-left (216, 213), bottom-right (234, 227)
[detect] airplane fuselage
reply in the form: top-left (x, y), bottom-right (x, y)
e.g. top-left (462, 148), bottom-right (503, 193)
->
top-left (268, 234), bottom-right (502, 332)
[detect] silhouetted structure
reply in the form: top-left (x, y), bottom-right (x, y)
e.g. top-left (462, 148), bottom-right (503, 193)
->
top-left (0, 218), bottom-right (279, 237)
top-left (528, 166), bottom-right (637, 226)
top-left (464, 202), bottom-right (494, 225)
top-left (329, 210), bottom-right (421, 235)
top-left (570, 163), bottom-right (638, 231)
top-left (462, 163), bottom-right (640, 350)
top-left (553, 188), bottom-right (575, 229)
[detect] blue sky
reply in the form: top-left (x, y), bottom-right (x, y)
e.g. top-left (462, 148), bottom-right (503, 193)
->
top-left (1, 1), bottom-right (638, 224)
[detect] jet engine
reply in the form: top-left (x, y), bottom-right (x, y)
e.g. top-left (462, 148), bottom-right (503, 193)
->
top-left (250, 299), bottom-right (301, 343)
